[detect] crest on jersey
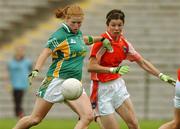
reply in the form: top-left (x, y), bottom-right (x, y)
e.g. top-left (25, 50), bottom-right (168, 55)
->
top-left (123, 46), bottom-right (128, 53)
top-left (70, 39), bottom-right (76, 44)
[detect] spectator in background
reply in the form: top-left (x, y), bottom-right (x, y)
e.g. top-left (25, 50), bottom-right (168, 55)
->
top-left (7, 45), bottom-right (32, 118)
top-left (159, 68), bottom-right (180, 129)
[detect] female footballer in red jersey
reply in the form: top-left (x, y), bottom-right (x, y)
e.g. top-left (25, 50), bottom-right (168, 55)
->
top-left (88, 9), bottom-right (176, 129)
top-left (159, 68), bottom-right (180, 129)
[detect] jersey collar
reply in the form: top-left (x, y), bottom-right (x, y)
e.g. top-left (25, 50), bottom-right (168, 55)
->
top-left (62, 23), bottom-right (80, 34)
top-left (105, 31), bottom-right (122, 42)
top-left (62, 23), bottom-right (71, 33)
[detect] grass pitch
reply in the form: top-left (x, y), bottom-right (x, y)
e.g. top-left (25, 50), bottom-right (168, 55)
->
top-left (0, 118), bottom-right (166, 129)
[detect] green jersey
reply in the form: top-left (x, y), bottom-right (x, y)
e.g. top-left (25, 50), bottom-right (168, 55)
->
top-left (45, 23), bottom-right (88, 80)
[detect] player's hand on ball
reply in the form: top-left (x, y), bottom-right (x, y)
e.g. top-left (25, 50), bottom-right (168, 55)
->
top-left (28, 69), bottom-right (39, 86)
top-left (159, 73), bottom-right (176, 86)
top-left (110, 65), bottom-right (130, 75)
top-left (101, 38), bottom-right (113, 52)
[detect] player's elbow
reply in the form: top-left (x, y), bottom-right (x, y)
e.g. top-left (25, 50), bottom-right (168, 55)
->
top-left (88, 64), bottom-right (96, 72)
top-left (87, 66), bottom-right (93, 72)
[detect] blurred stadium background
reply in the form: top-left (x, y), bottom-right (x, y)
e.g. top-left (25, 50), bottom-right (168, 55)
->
top-left (0, 0), bottom-right (180, 128)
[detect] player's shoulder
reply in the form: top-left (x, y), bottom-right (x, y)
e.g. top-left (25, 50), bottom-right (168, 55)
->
top-left (49, 27), bottom-right (66, 43)
top-left (121, 34), bottom-right (128, 42)
top-left (121, 35), bottom-right (132, 46)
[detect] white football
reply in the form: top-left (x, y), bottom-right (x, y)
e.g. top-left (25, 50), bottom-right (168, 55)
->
top-left (61, 78), bottom-right (83, 100)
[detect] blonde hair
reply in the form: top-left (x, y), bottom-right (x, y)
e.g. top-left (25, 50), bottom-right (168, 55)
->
top-left (55, 4), bottom-right (84, 19)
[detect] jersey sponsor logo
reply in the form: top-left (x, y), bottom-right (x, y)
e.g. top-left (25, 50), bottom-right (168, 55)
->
top-left (70, 50), bottom-right (87, 58)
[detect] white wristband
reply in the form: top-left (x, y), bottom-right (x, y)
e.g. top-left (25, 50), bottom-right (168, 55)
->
top-left (158, 73), bottom-right (163, 78)
top-left (109, 68), bottom-right (114, 73)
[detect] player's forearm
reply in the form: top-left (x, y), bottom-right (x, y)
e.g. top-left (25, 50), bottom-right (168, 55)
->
top-left (88, 63), bottom-right (111, 73)
top-left (137, 58), bottom-right (160, 77)
top-left (34, 48), bottom-right (51, 71)
top-left (83, 36), bottom-right (105, 45)
top-left (91, 36), bottom-right (103, 43)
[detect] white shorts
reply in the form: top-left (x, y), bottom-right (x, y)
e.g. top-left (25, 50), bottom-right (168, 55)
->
top-left (90, 78), bottom-right (130, 116)
top-left (174, 81), bottom-right (180, 109)
top-left (37, 77), bottom-right (86, 103)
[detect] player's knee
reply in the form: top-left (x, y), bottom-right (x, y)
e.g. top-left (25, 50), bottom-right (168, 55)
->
top-left (85, 112), bottom-right (94, 122)
top-left (30, 116), bottom-right (43, 126)
top-left (127, 119), bottom-right (139, 129)
top-left (80, 112), bottom-right (94, 124)
top-left (87, 112), bottom-right (94, 122)
top-left (128, 123), bottom-right (139, 129)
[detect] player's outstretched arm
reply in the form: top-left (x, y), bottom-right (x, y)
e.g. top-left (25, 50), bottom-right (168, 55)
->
top-left (34, 48), bottom-right (52, 71)
top-left (136, 57), bottom-right (175, 86)
top-left (159, 73), bottom-right (176, 86)
top-left (29, 48), bottom-right (52, 86)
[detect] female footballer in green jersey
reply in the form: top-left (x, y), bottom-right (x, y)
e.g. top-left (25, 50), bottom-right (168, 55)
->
top-left (13, 4), bottom-right (111, 129)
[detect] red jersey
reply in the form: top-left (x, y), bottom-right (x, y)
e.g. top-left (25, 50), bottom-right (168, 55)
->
top-left (178, 68), bottom-right (180, 81)
top-left (90, 31), bottom-right (142, 82)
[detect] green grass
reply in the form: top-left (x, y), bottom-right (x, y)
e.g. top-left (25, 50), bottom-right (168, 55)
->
top-left (0, 118), bottom-right (166, 129)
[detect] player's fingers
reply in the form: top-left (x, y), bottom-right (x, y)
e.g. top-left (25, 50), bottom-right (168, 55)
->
top-left (169, 81), bottom-right (176, 87)
top-left (121, 68), bottom-right (129, 73)
top-left (167, 78), bottom-right (176, 86)
top-left (28, 77), bottom-right (32, 86)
